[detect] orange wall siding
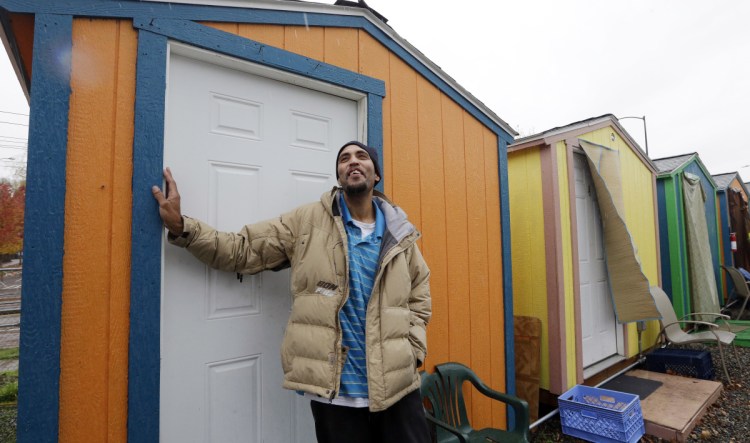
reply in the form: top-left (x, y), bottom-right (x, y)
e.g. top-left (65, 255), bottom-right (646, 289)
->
top-left (61, 18), bottom-right (135, 443)
top-left (415, 77), bottom-right (450, 370)
top-left (57, 21), bottom-right (507, 436)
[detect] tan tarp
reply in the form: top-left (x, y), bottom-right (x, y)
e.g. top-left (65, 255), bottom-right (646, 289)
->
top-left (682, 172), bottom-right (721, 315)
top-left (580, 140), bottom-right (660, 323)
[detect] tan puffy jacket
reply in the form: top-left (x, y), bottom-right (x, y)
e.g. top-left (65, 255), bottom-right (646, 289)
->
top-left (170, 187), bottom-right (431, 411)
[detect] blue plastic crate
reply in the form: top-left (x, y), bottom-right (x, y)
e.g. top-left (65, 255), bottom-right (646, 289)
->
top-left (645, 348), bottom-right (714, 380)
top-left (558, 385), bottom-right (645, 443)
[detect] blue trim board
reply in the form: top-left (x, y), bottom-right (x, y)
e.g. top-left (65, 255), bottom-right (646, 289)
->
top-left (368, 93), bottom-right (385, 193)
top-left (128, 29), bottom-right (167, 443)
top-left (128, 24), bottom-right (386, 441)
top-left (133, 18), bottom-right (385, 96)
top-left (0, 0), bottom-right (516, 140)
top-left (16, 13), bottom-right (72, 443)
top-left (497, 138), bottom-right (517, 428)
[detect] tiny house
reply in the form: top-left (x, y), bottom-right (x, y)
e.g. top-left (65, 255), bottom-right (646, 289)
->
top-left (0, 1), bottom-right (519, 440)
top-left (713, 172), bottom-right (750, 299)
top-left (508, 115), bottom-right (661, 398)
top-left (653, 153), bottom-right (722, 318)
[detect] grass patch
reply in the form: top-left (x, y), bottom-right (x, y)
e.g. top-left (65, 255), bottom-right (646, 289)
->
top-left (0, 370), bottom-right (16, 441)
top-left (0, 349), bottom-right (17, 361)
top-left (0, 372), bottom-right (17, 404)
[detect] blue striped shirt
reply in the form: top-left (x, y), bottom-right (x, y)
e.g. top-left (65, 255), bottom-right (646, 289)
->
top-left (338, 194), bottom-right (385, 398)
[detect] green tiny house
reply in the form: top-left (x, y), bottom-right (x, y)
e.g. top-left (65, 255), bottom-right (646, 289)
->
top-left (654, 153), bottom-right (722, 319)
top-left (712, 172), bottom-right (750, 301)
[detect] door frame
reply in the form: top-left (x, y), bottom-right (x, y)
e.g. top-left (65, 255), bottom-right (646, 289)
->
top-left (128, 20), bottom-right (385, 442)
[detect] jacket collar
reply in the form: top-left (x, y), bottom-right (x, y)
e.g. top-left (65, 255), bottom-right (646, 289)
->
top-left (322, 187), bottom-right (416, 244)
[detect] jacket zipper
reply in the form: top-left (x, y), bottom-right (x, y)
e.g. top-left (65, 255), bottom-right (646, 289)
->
top-left (330, 218), bottom-right (349, 400)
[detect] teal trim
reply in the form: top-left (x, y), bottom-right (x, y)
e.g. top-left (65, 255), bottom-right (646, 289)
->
top-left (128, 29), bottom-right (167, 443)
top-left (497, 138), bottom-right (516, 428)
top-left (368, 93), bottom-right (385, 193)
top-left (16, 13), bottom-right (72, 443)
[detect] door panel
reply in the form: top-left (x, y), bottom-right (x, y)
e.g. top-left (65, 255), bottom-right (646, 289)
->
top-left (161, 50), bottom-right (358, 443)
top-left (575, 155), bottom-right (618, 367)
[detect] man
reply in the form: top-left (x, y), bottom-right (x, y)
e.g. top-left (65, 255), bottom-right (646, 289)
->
top-left (152, 141), bottom-right (432, 442)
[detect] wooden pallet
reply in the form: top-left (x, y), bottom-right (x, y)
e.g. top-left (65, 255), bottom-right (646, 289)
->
top-left (627, 369), bottom-right (722, 442)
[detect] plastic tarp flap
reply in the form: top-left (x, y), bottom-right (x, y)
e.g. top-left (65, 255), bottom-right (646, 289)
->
top-left (682, 172), bottom-right (721, 315)
top-left (580, 140), bottom-right (660, 323)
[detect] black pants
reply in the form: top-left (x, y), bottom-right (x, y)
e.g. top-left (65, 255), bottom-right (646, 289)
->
top-left (310, 390), bottom-right (431, 443)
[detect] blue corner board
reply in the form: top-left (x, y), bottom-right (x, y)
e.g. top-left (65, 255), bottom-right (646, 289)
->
top-left (497, 139), bottom-right (516, 427)
top-left (127, 29), bottom-right (167, 443)
top-left (16, 13), bottom-right (72, 443)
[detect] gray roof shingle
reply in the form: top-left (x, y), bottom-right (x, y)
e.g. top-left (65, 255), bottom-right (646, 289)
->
top-left (712, 173), bottom-right (737, 190)
top-left (652, 153), bottom-right (696, 173)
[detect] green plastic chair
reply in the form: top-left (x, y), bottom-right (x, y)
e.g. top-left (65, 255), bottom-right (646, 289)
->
top-left (420, 362), bottom-right (530, 443)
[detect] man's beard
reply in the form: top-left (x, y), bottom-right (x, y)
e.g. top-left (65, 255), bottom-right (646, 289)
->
top-left (342, 180), bottom-right (368, 196)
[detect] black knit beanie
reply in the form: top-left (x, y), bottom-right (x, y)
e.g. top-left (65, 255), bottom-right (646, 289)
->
top-left (335, 141), bottom-right (381, 184)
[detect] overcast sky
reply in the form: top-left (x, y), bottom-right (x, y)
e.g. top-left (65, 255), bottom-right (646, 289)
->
top-left (1, 0), bottom-right (749, 181)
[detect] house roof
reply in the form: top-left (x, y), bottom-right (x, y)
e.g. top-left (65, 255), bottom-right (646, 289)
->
top-left (652, 153), bottom-right (696, 174)
top-left (712, 172), bottom-right (738, 190)
top-left (511, 114), bottom-right (617, 145)
top-left (509, 113), bottom-right (657, 173)
top-left (9, 0), bottom-right (515, 137)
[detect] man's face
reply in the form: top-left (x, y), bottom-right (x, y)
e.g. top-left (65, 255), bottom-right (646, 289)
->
top-left (337, 144), bottom-right (380, 196)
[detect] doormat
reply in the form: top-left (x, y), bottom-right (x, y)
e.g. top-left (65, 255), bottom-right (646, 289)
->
top-left (600, 375), bottom-right (663, 400)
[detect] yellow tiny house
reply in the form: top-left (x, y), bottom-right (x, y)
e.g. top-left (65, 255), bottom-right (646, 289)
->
top-left (508, 115), bottom-right (662, 398)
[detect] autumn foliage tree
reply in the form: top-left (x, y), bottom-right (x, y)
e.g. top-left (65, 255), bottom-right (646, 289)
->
top-left (0, 180), bottom-right (25, 256)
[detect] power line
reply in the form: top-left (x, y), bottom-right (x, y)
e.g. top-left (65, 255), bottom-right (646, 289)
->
top-left (0, 121), bottom-right (29, 127)
top-left (0, 110), bottom-right (29, 117)
top-left (0, 135), bottom-right (28, 141)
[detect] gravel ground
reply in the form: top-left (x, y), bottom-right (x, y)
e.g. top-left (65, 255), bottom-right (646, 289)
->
top-left (530, 343), bottom-right (750, 442)
top-left (0, 406), bottom-right (14, 443)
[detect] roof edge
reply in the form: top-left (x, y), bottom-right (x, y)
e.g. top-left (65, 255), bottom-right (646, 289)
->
top-left (509, 114), bottom-right (657, 172)
top-left (139, 0), bottom-right (519, 136)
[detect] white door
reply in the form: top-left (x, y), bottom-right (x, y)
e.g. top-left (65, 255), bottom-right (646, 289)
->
top-left (574, 154), bottom-right (618, 367)
top-left (161, 48), bottom-right (358, 442)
